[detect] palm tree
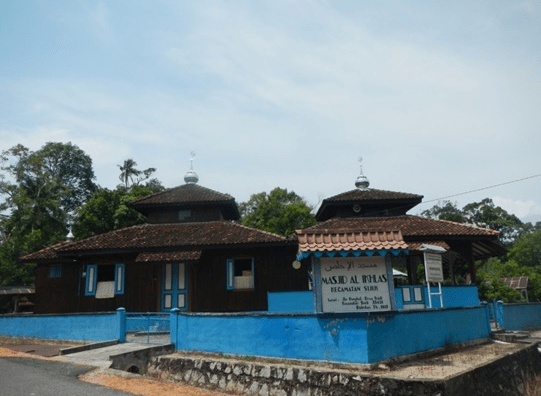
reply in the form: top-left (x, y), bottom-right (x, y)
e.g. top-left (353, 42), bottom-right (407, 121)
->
top-left (118, 159), bottom-right (140, 188)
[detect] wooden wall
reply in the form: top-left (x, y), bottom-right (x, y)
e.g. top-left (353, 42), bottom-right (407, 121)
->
top-left (147, 207), bottom-right (223, 224)
top-left (34, 244), bottom-right (306, 314)
top-left (190, 245), bottom-right (307, 312)
top-left (34, 255), bottom-right (162, 314)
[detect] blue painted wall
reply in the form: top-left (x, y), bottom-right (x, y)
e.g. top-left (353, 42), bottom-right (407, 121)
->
top-left (501, 303), bottom-right (541, 331)
top-left (172, 307), bottom-right (490, 364)
top-left (0, 309), bottom-right (125, 342)
top-left (269, 286), bottom-right (481, 313)
top-left (267, 291), bottom-right (315, 313)
top-left (365, 306), bottom-right (491, 362)
top-left (395, 285), bottom-right (481, 309)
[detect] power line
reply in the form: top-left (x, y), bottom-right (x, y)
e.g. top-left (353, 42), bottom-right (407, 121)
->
top-left (421, 173), bottom-right (541, 205)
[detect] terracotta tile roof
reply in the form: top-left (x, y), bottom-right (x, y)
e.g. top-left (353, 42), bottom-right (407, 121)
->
top-left (130, 184), bottom-right (234, 206)
top-left (297, 230), bottom-right (408, 253)
top-left (323, 189), bottom-right (423, 202)
top-left (316, 188), bottom-right (424, 221)
top-left (19, 240), bottom-right (74, 263)
top-left (130, 184), bottom-right (240, 220)
top-left (21, 221), bottom-right (287, 262)
top-left (305, 215), bottom-right (501, 237)
top-left (136, 250), bottom-right (202, 263)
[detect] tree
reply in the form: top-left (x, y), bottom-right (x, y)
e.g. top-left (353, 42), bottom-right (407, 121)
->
top-left (462, 198), bottom-right (525, 245)
top-left (239, 187), bottom-right (316, 236)
top-left (507, 228), bottom-right (541, 269)
top-left (118, 159), bottom-right (157, 188)
top-left (420, 200), bottom-right (466, 223)
top-left (477, 258), bottom-right (541, 302)
top-left (421, 198), bottom-right (527, 245)
top-left (73, 184), bottom-right (164, 239)
top-left (0, 142), bottom-right (97, 286)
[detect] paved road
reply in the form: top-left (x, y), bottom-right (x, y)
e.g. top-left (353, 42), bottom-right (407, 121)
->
top-left (0, 357), bottom-right (134, 396)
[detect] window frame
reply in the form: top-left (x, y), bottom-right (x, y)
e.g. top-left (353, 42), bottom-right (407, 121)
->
top-left (226, 258), bottom-right (255, 291)
top-left (48, 264), bottom-right (62, 278)
top-left (84, 263), bottom-right (125, 297)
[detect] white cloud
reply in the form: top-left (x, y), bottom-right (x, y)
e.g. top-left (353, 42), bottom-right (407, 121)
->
top-left (493, 196), bottom-right (540, 219)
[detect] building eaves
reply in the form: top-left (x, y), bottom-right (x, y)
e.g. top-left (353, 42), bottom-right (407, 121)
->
top-left (296, 229), bottom-right (408, 253)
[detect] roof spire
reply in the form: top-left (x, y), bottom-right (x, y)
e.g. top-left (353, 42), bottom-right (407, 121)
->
top-left (355, 157), bottom-right (370, 190)
top-left (184, 151), bottom-right (199, 184)
top-left (66, 226), bottom-right (74, 241)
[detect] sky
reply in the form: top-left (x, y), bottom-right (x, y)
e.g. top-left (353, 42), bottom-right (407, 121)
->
top-left (1, 1), bottom-right (540, 223)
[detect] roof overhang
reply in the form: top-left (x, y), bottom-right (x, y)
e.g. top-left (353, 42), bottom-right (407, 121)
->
top-left (296, 229), bottom-right (409, 260)
top-left (135, 250), bottom-right (202, 263)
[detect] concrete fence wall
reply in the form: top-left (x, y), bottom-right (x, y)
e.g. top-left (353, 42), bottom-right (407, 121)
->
top-left (0, 307), bottom-right (126, 342)
top-left (499, 302), bottom-right (541, 331)
top-left (267, 285), bottom-right (481, 314)
top-left (171, 306), bottom-right (491, 364)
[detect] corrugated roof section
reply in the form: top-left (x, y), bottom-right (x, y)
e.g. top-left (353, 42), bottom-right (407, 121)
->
top-left (297, 229), bottom-right (408, 253)
top-left (0, 287), bottom-right (35, 295)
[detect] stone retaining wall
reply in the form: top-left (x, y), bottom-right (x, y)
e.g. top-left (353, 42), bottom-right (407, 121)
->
top-left (147, 344), bottom-right (541, 396)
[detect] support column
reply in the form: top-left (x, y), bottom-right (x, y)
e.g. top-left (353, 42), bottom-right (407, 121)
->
top-left (117, 307), bottom-right (126, 343)
top-left (170, 308), bottom-right (180, 348)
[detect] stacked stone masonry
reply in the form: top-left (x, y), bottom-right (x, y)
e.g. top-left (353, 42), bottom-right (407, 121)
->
top-left (146, 344), bottom-right (541, 396)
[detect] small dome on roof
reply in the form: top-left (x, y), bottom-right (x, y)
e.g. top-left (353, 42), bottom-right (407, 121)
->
top-left (184, 169), bottom-right (199, 184)
top-left (355, 157), bottom-right (370, 190)
top-left (184, 151), bottom-right (199, 184)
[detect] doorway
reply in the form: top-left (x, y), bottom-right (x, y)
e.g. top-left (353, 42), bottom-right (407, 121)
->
top-left (161, 263), bottom-right (188, 312)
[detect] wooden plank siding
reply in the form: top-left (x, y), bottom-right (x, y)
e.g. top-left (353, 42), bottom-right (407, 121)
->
top-left (33, 245), bottom-right (305, 314)
top-left (190, 246), bottom-right (307, 312)
top-left (34, 256), bottom-right (161, 314)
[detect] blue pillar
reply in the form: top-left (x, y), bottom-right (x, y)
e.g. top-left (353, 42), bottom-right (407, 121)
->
top-left (170, 308), bottom-right (180, 349)
top-left (117, 307), bottom-right (126, 343)
top-left (496, 300), bottom-right (505, 330)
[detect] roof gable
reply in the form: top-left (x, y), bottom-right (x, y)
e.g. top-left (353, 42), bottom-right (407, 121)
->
top-left (316, 188), bottom-right (423, 221)
top-left (129, 184), bottom-right (240, 220)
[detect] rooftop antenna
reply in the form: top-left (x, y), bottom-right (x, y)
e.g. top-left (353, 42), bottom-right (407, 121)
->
top-left (184, 151), bottom-right (199, 184)
top-left (355, 157), bottom-right (370, 190)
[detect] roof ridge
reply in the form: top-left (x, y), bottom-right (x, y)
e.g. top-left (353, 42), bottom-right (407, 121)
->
top-left (231, 222), bottom-right (287, 240)
top-left (411, 215), bottom-right (501, 235)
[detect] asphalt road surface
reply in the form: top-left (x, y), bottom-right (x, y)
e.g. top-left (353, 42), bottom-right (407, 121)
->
top-left (0, 357), bottom-right (134, 396)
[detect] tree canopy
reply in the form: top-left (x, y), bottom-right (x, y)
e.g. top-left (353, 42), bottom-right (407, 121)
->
top-left (73, 184), bottom-right (164, 240)
top-left (421, 198), bottom-right (527, 245)
top-left (0, 142), bottom-right (97, 285)
top-left (239, 187), bottom-right (316, 236)
top-left (118, 159), bottom-right (157, 188)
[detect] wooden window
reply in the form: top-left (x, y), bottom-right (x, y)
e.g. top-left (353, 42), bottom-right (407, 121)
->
top-left (48, 264), bottom-right (62, 278)
top-left (85, 264), bottom-right (125, 297)
top-left (226, 258), bottom-right (254, 290)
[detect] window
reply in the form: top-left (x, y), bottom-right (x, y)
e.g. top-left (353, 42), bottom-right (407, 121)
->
top-left (226, 258), bottom-right (254, 290)
top-left (85, 263), bottom-right (125, 297)
top-left (49, 264), bottom-right (62, 278)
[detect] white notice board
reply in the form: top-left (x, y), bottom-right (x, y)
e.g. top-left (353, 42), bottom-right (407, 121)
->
top-left (424, 252), bottom-right (444, 283)
top-left (318, 256), bottom-right (392, 313)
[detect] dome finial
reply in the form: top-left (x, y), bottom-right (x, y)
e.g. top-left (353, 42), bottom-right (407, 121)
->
top-left (355, 156), bottom-right (370, 190)
top-left (184, 151), bottom-right (199, 184)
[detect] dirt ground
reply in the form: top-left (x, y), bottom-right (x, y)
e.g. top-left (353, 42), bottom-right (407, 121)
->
top-left (0, 337), bottom-right (228, 396)
top-left (0, 336), bottom-right (529, 395)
